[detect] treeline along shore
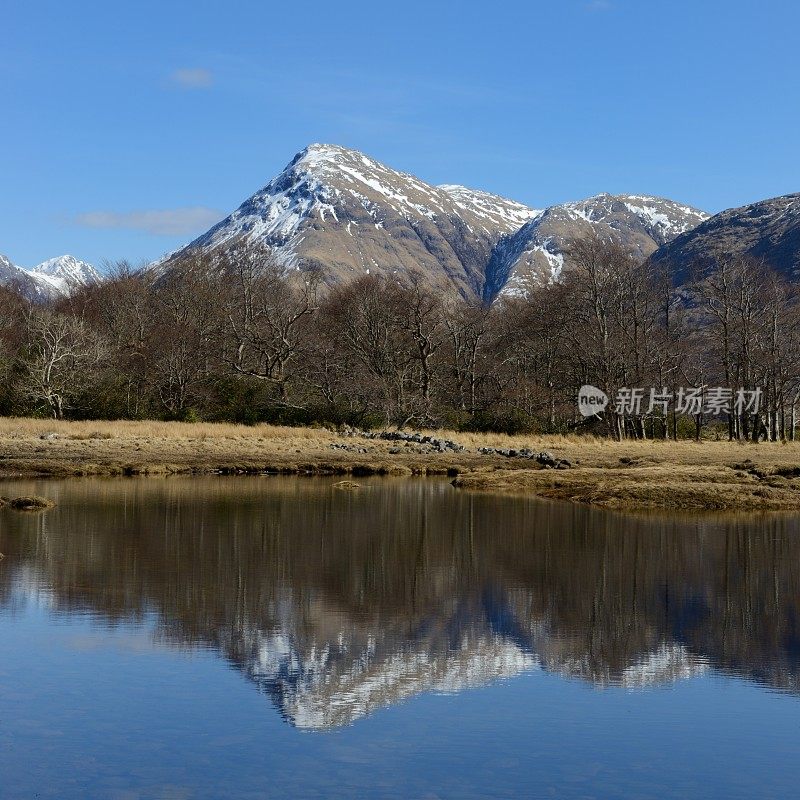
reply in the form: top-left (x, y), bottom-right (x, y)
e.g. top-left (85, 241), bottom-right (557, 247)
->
top-left (3, 238), bottom-right (800, 510)
top-left (1, 239), bottom-right (799, 443)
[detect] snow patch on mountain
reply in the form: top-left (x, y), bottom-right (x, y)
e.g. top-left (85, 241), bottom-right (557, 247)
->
top-left (486, 193), bottom-right (708, 301)
top-left (438, 184), bottom-right (540, 231)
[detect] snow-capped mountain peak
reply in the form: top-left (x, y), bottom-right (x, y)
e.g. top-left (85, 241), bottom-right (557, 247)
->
top-left (166, 143), bottom-right (540, 300)
top-left (0, 253), bottom-right (101, 301)
top-left (29, 255), bottom-right (101, 294)
top-left (162, 144), bottom-right (710, 302)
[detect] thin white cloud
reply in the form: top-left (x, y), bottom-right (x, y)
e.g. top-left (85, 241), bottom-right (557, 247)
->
top-left (74, 207), bottom-right (223, 237)
top-left (169, 67), bottom-right (214, 88)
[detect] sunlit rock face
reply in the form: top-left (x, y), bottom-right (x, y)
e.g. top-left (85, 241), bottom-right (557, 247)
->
top-left (3, 478), bottom-right (800, 729)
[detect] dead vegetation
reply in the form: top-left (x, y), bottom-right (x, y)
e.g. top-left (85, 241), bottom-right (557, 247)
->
top-left (452, 464), bottom-right (800, 510)
top-left (2, 418), bottom-right (800, 510)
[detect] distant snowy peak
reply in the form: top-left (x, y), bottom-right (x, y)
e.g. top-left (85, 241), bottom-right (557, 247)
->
top-left (168, 143), bottom-right (539, 300)
top-left (0, 253), bottom-right (100, 301)
top-left (486, 192), bottom-right (709, 301)
top-left (30, 255), bottom-right (101, 295)
top-left (32, 254), bottom-right (100, 283)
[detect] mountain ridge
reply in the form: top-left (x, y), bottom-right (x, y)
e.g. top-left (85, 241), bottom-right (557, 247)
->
top-left (164, 143), bottom-right (541, 299)
top-left (12, 145), bottom-right (797, 305)
top-left (485, 193), bottom-right (709, 301)
top-left (648, 192), bottom-right (800, 281)
top-left (164, 144), bottom-right (712, 300)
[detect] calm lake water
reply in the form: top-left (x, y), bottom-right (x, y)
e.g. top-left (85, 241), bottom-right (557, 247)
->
top-left (1, 476), bottom-right (800, 799)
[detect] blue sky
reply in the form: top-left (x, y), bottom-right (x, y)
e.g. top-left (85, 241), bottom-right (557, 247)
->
top-left (2, 0), bottom-right (798, 268)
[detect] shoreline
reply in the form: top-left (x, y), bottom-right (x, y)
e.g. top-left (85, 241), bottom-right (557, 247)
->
top-left (2, 418), bottom-right (800, 511)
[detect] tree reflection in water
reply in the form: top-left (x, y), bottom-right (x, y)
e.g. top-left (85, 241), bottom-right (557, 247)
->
top-left (1, 477), bottom-right (798, 729)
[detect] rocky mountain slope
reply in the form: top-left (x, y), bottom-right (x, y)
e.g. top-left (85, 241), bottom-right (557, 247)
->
top-left (23, 145), bottom-right (798, 306)
top-left (0, 253), bottom-right (101, 301)
top-left (648, 193), bottom-right (800, 282)
top-left (166, 143), bottom-right (539, 300)
top-left (484, 193), bottom-right (709, 301)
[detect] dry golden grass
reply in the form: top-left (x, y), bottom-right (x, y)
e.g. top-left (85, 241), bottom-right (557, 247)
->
top-left (2, 417), bottom-right (800, 510)
top-left (453, 464), bottom-right (800, 511)
top-left (0, 417), bottom-right (331, 441)
top-left (433, 428), bottom-right (796, 467)
top-left (0, 417), bottom-right (459, 479)
top-left (447, 432), bottom-right (800, 510)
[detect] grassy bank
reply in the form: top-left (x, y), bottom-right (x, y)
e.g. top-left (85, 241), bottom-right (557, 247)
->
top-left (2, 418), bottom-right (800, 510)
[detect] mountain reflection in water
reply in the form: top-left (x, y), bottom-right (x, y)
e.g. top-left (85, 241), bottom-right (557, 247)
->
top-left (1, 476), bottom-right (798, 730)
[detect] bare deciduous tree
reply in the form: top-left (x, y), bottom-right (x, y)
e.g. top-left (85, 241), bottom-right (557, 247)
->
top-left (18, 309), bottom-right (104, 418)
top-left (222, 245), bottom-right (319, 407)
